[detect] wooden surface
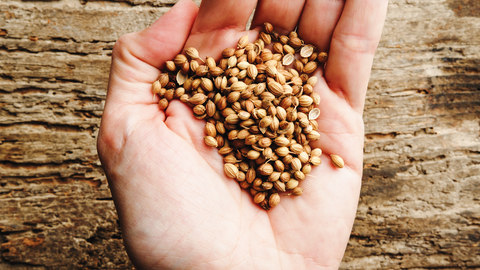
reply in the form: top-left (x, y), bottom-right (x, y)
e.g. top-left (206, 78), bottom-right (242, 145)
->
top-left (0, 0), bottom-right (479, 269)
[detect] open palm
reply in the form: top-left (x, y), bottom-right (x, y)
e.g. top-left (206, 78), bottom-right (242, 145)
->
top-left (97, 0), bottom-right (388, 269)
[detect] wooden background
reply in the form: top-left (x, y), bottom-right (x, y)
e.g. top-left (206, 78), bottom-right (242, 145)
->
top-left (0, 0), bottom-right (479, 269)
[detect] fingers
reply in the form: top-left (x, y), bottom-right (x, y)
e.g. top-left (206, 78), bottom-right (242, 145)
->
top-left (185, 0), bottom-right (257, 59)
top-left (105, 0), bottom-right (198, 109)
top-left (323, 0), bottom-right (389, 112)
top-left (250, 0), bottom-right (306, 34)
top-left (297, 0), bottom-right (345, 52)
top-left (115, 0), bottom-right (199, 71)
top-left (191, 0), bottom-right (257, 33)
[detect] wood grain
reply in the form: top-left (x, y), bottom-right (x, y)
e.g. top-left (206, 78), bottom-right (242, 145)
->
top-left (0, 0), bottom-right (479, 268)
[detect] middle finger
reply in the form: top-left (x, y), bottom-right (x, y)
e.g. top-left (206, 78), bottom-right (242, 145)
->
top-left (250, 0), bottom-right (307, 34)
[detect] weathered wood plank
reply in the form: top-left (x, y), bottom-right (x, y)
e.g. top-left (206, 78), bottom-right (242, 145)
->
top-left (0, 3), bottom-right (170, 42)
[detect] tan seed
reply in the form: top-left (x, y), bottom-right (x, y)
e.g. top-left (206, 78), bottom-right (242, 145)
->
top-left (303, 61), bottom-right (318, 74)
top-left (254, 192), bottom-right (266, 204)
top-left (273, 181), bottom-right (286, 192)
top-left (292, 187), bottom-right (303, 196)
top-left (285, 179), bottom-right (299, 190)
top-left (189, 93), bottom-right (207, 105)
top-left (224, 163), bottom-right (239, 179)
top-left (185, 47), bottom-right (200, 60)
top-left (222, 47), bottom-right (235, 58)
top-left (269, 193), bottom-right (280, 208)
top-left (330, 154), bottom-right (345, 168)
top-left (237, 34), bottom-right (249, 49)
top-left (204, 136), bottom-right (218, 148)
top-left (259, 163), bottom-right (274, 176)
top-left (299, 95), bottom-right (314, 107)
top-left (310, 156), bottom-right (322, 166)
top-left (264, 22), bottom-right (273, 34)
top-left (174, 54), bottom-right (187, 66)
top-left (158, 98), bottom-right (168, 110)
top-left (291, 158), bottom-right (302, 171)
top-left (205, 122), bottom-right (217, 137)
top-left (166, 61), bottom-right (176, 72)
top-left (247, 150), bottom-right (261, 160)
top-left (311, 148), bottom-right (322, 157)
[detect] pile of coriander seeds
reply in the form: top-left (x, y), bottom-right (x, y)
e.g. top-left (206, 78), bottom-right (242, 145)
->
top-left (152, 22), bottom-right (344, 210)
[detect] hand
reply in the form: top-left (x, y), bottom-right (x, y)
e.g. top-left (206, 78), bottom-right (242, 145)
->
top-left (97, 0), bottom-right (388, 269)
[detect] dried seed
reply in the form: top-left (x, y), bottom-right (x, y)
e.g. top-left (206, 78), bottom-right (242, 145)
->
top-left (222, 47), bottom-right (236, 58)
top-left (318, 52), bottom-right (328, 63)
top-left (205, 122), bottom-right (217, 137)
top-left (264, 22), bottom-right (273, 34)
top-left (224, 163), bottom-right (239, 179)
top-left (247, 64), bottom-right (258, 79)
top-left (269, 193), bottom-right (280, 207)
top-left (231, 81), bottom-right (248, 92)
top-left (307, 76), bottom-right (318, 87)
top-left (292, 187), bottom-right (303, 196)
top-left (302, 164), bottom-right (312, 174)
top-left (294, 171), bottom-right (305, 180)
top-left (189, 93), bottom-right (207, 105)
top-left (268, 81), bottom-right (284, 96)
top-left (310, 156), bottom-right (322, 166)
top-left (285, 179), bottom-right (299, 190)
top-left (204, 136), bottom-right (218, 148)
top-left (166, 61), bottom-right (176, 72)
top-left (291, 158), bottom-right (302, 171)
top-left (330, 154), bottom-right (345, 168)
top-left (247, 150), bottom-right (261, 160)
top-left (303, 61), bottom-right (318, 74)
top-left (298, 152), bottom-right (309, 164)
top-left (254, 192), bottom-right (266, 204)
top-left (311, 148), bottom-right (322, 157)
top-left (259, 163), bottom-right (274, 175)
top-left (273, 181), bottom-right (286, 192)
top-left (275, 146), bottom-right (290, 157)
top-left (289, 37), bottom-right (302, 48)
top-left (306, 130), bottom-right (320, 141)
top-left (158, 98), bottom-right (168, 110)
top-left (283, 44), bottom-right (295, 55)
top-left (299, 95), bottom-right (314, 107)
top-left (237, 34), bottom-right (249, 49)
top-left (260, 32), bottom-right (272, 44)
top-left (174, 54), bottom-right (187, 66)
top-left (193, 104), bottom-right (206, 115)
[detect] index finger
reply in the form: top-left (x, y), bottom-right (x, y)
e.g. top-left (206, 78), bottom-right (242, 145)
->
top-left (323, 0), bottom-right (389, 113)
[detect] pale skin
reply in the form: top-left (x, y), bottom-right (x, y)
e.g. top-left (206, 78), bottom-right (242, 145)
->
top-left (97, 0), bottom-right (389, 269)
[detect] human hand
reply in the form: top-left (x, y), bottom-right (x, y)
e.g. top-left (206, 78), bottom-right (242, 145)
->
top-left (97, 0), bottom-right (388, 269)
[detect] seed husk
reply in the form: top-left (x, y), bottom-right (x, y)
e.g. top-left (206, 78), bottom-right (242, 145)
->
top-left (282, 53), bottom-right (295, 66)
top-left (300, 45), bottom-right (315, 58)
